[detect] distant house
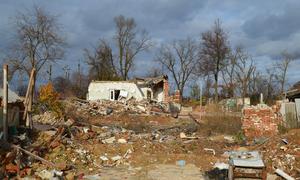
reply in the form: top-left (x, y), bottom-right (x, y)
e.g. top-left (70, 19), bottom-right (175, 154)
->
top-left (0, 88), bottom-right (24, 129)
top-left (285, 81), bottom-right (300, 101)
top-left (87, 75), bottom-right (169, 103)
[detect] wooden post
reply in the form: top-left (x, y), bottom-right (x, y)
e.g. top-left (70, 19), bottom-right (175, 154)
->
top-left (3, 64), bottom-right (8, 141)
top-left (23, 68), bottom-right (35, 127)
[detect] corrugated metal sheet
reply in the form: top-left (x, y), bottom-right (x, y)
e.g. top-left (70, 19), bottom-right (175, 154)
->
top-left (0, 88), bottom-right (23, 103)
top-left (280, 102), bottom-right (298, 128)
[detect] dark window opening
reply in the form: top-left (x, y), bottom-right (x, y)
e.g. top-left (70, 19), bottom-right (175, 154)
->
top-left (114, 90), bottom-right (120, 100)
top-left (147, 90), bottom-right (151, 100)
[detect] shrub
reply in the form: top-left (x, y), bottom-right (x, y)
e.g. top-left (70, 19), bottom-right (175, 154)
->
top-left (38, 83), bottom-right (63, 117)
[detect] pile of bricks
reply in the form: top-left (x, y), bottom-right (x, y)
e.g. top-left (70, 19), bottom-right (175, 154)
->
top-left (173, 90), bottom-right (182, 103)
top-left (167, 90), bottom-right (182, 103)
top-left (242, 104), bottom-right (279, 140)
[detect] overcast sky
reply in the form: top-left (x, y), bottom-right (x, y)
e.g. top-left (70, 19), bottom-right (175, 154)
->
top-left (0, 0), bottom-right (300, 88)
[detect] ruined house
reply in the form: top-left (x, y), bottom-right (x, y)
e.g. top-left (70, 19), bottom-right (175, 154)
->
top-left (87, 75), bottom-right (169, 103)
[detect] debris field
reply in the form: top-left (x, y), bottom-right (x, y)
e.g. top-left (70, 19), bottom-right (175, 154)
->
top-left (0, 98), bottom-right (300, 179)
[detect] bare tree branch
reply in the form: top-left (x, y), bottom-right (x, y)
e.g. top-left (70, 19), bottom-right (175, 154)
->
top-left (157, 38), bottom-right (197, 95)
top-left (114, 15), bottom-right (151, 80)
top-left (6, 6), bottom-right (65, 91)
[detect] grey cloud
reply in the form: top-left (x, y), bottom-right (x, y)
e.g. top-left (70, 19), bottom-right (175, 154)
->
top-left (0, 0), bottom-right (299, 84)
top-left (242, 3), bottom-right (300, 40)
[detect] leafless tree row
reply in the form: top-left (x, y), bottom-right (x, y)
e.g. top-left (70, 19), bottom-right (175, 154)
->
top-left (2, 6), bottom-right (295, 103)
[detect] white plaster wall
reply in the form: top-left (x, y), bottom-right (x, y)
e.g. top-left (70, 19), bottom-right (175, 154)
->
top-left (156, 87), bottom-right (164, 102)
top-left (88, 82), bottom-right (144, 101)
top-left (140, 87), bottom-right (151, 98)
top-left (140, 86), bottom-right (164, 102)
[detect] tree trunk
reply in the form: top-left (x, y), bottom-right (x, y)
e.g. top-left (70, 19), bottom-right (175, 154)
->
top-left (214, 73), bottom-right (218, 102)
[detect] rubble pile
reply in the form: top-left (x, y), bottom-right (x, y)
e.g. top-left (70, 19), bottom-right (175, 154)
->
top-left (1, 112), bottom-right (203, 179)
top-left (242, 104), bottom-right (279, 140)
top-left (255, 130), bottom-right (300, 177)
top-left (0, 123), bottom-right (135, 178)
top-left (69, 98), bottom-right (169, 116)
top-left (32, 111), bottom-right (64, 125)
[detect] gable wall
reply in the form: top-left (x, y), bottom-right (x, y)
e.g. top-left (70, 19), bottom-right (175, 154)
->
top-left (88, 82), bottom-right (145, 101)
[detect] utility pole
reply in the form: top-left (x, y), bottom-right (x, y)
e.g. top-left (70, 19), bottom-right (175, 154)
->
top-left (48, 64), bottom-right (52, 81)
top-left (78, 61), bottom-right (82, 89)
top-left (199, 78), bottom-right (203, 121)
top-left (3, 64), bottom-right (8, 141)
top-left (63, 65), bottom-right (70, 80)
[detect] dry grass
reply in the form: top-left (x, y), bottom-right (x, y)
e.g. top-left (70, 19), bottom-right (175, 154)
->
top-left (203, 112), bottom-right (242, 135)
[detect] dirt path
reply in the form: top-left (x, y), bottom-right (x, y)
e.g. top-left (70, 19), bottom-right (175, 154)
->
top-left (85, 164), bottom-right (204, 180)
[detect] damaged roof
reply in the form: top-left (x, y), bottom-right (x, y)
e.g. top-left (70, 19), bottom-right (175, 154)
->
top-left (90, 75), bottom-right (168, 86)
top-left (133, 75), bottom-right (168, 86)
top-left (0, 88), bottom-right (23, 103)
top-left (285, 81), bottom-right (300, 100)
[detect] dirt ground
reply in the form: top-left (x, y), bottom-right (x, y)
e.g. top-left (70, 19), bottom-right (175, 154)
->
top-left (33, 104), bottom-right (241, 179)
top-left (1, 101), bottom-right (300, 179)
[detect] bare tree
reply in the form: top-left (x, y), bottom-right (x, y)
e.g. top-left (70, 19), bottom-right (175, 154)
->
top-left (274, 51), bottom-right (294, 94)
top-left (221, 46), bottom-right (241, 97)
top-left (157, 38), bottom-right (198, 95)
top-left (114, 15), bottom-right (151, 80)
top-left (265, 68), bottom-right (279, 103)
top-left (146, 67), bottom-right (163, 78)
top-left (190, 83), bottom-right (200, 100)
top-left (84, 40), bottom-right (118, 81)
top-left (199, 19), bottom-right (230, 102)
top-left (8, 6), bottom-right (65, 91)
top-left (235, 48), bottom-right (255, 105)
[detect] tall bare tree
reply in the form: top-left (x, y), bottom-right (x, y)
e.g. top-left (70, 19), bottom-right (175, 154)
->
top-left (157, 38), bottom-right (198, 95)
top-left (8, 6), bottom-right (65, 91)
top-left (199, 19), bottom-right (230, 102)
top-left (265, 68), bottom-right (279, 103)
top-left (221, 46), bottom-right (241, 97)
top-left (235, 48), bottom-right (256, 105)
top-left (274, 51), bottom-right (294, 94)
top-left (84, 40), bottom-right (118, 81)
top-left (114, 15), bottom-right (151, 80)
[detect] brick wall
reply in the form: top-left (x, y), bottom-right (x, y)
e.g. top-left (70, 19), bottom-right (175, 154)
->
top-left (163, 79), bottom-right (169, 103)
top-left (242, 104), bottom-right (279, 140)
top-left (173, 90), bottom-right (182, 103)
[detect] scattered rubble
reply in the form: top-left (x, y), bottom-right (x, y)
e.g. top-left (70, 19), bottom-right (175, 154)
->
top-left (1, 98), bottom-right (300, 179)
top-left (251, 130), bottom-right (300, 178)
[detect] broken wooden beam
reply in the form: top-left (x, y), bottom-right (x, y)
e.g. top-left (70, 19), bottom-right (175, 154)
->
top-left (11, 144), bottom-right (56, 167)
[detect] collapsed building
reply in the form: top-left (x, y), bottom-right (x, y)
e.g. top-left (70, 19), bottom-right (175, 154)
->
top-left (87, 75), bottom-right (169, 103)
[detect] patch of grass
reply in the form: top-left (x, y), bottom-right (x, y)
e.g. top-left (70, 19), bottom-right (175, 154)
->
top-left (204, 112), bottom-right (242, 135)
top-left (278, 124), bottom-right (288, 134)
top-left (234, 130), bottom-right (246, 144)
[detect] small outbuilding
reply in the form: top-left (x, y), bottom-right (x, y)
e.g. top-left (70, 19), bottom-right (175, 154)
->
top-left (87, 75), bottom-right (169, 103)
top-left (0, 88), bottom-right (24, 129)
